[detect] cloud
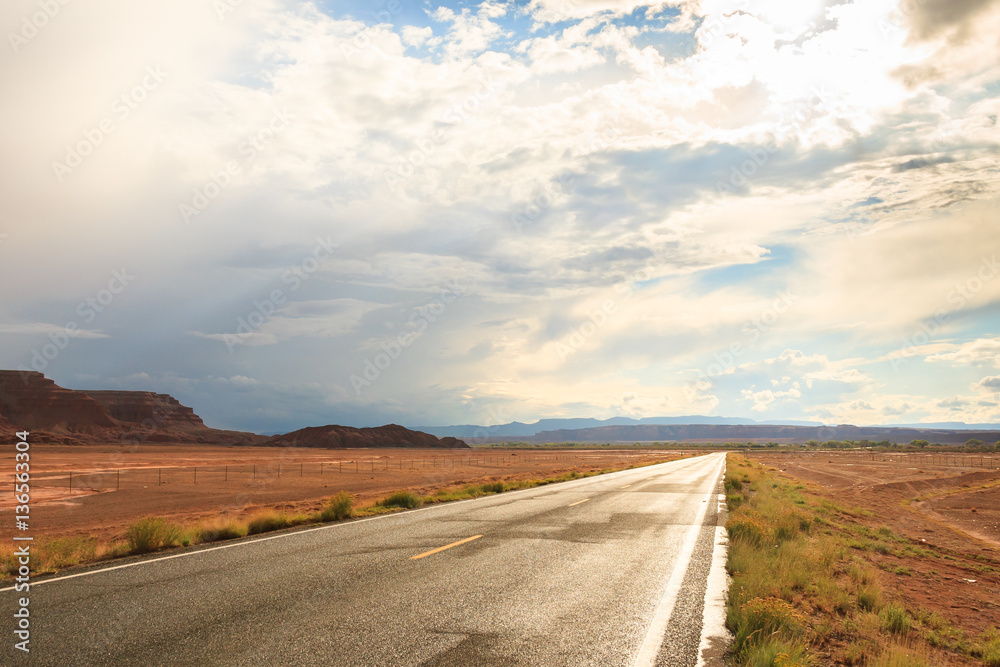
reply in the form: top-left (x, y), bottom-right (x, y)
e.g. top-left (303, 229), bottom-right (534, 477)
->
top-left (927, 337), bottom-right (1000, 369)
top-left (904, 0), bottom-right (997, 41)
top-left (0, 0), bottom-right (998, 432)
top-left (975, 376), bottom-right (1000, 392)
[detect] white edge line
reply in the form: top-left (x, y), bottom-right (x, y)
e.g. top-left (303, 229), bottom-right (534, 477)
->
top-left (632, 453), bottom-right (726, 667)
top-left (697, 469), bottom-right (731, 666)
top-left (1, 453), bottom-right (715, 592)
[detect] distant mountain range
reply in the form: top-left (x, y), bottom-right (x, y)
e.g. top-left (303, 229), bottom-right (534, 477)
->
top-left (415, 416), bottom-right (1000, 445)
top-left (416, 416), bottom-right (827, 438)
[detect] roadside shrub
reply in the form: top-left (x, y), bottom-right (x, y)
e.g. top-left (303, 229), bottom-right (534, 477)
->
top-left (727, 511), bottom-right (771, 547)
top-left (321, 491), bottom-right (353, 521)
top-left (981, 629), bottom-right (1000, 667)
top-left (125, 517), bottom-right (183, 554)
top-left (376, 491), bottom-right (422, 510)
top-left (880, 603), bottom-right (910, 635)
top-left (37, 536), bottom-right (98, 570)
top-left (199, 520), bottom-right (247, 543)
top-left (731, 596), bottom-right (805, 659)
top-left (857, 585), bottom-right (882, 612)
top-left (870, 644), bottom-right (931, 666)
top-left (744, 638), bottom-right (810, 667)
top-left (0, 549), bottom-right (18, 577)
top-left (479, 482), bottom-right (506, 494)
top-left (247, 512), bottom-right (292, 535)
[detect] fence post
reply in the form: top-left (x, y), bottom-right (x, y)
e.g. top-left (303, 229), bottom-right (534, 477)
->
top-left (253, 464), bottom-right (256, 480)
top-left (225, 465), bottom-right (228, 482)
top-left (158, 468), bottom-right (161, 485)
top-left (117, 469), bottom-right (120, 490)
top-left (70, 471), bottom-right (73, 491)
top-left (301, 463), bottom-right (303, 477)
top-left (194, 467), bottom-right (197, 484)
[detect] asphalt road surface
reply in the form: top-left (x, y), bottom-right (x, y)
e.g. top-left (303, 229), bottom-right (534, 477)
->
top-left (4, 452), bottom-right (728, 666)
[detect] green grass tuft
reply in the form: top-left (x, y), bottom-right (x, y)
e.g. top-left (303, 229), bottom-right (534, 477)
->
top-left (880, 603), bottom-right (910, 635)
top-left (125, 517), bottom-right (183, 554)
top-left (376, 490), bottom-right (423, 509)
top-left (321, 491), bottom-right (354, 521)
top-left (247, 512), bottom-right (292, 535)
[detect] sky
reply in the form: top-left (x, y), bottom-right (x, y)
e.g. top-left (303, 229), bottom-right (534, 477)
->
top-left (1, 0), bottom-right (999, 433)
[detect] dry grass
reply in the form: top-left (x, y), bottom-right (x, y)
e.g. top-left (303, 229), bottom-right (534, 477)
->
top-left (725, 454), bottom-right (1000, 666)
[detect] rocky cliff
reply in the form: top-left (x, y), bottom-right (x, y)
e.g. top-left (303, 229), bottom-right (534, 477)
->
top-left (0, 371), bottom-right (118, 434)
top-left (267, 423), bottom-right (469, 449)
top-left (82, 391), bottom-right (207, 431)
top-left (0, 371), bottom-right (265, 445)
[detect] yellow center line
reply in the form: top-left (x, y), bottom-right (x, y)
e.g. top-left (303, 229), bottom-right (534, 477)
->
top-left (621, 484), bottom-right (632, 489)
top-left (568, 498), bottom-right (591, 507)
top-left (410, 535), bottom-right (483, 560)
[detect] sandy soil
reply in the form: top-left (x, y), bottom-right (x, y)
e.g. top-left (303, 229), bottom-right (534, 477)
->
top-left (753, 451), bottom-right (1000, 646)
top-left (1, 443), bottom-right (682, 542)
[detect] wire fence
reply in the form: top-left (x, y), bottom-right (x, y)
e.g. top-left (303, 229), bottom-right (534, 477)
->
top-left (21, 453), bottom-right (622, 491)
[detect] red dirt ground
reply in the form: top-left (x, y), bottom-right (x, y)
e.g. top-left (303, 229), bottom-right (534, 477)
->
top-left (1, 444), bottom-right (683, 543)
top-left (753, 451), bottom-right (1000, 661)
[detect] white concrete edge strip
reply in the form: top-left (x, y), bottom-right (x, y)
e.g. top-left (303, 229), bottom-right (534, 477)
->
top-left (632, 454), bottom-right (725, 667)
top-left (696, 489), bottom-right (731, 666)
top-left (1, 453), bottom-right (713, 592)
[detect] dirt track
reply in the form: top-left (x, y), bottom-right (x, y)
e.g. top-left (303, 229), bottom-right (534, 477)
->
top-left (1, 444), bottom-right (682, 543)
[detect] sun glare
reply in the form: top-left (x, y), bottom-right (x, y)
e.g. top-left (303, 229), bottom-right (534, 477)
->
top-left (756, 0), bottom-right (827, 33)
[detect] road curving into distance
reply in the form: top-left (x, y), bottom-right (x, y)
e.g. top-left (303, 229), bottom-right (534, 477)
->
top-left (4, 452), bottom-right (729, 666)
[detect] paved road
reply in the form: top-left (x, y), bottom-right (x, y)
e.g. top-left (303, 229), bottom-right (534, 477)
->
top-left (4, 452), bottom-right (728, 666)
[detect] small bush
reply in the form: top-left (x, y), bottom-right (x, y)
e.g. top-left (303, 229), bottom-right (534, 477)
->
top-left (247, 512), bottom-right (292, 535)
top-left (982, 629), bottom-right (1000, 667)
top-left (744, 638), bottom-right (811, 666)
top-left (125, 517), bottom-right (183, 554)
top-left (0, 548), bottom-right (19, 577)
top-left (870, 644), bottom-right (931, 666)
top-left (376, 491), bottom-right (422, 509)
top-left (479, 481), bottom-right (506, 494)
top-left (37, 536), bottom-right (98, 570)
top-left (199, 520), bottom-right (247, 543)
top-left (727, 511), bottom-right (771, 547)
top-left (857, 585), bottom-right (882, 612)
top-left (321, 491), bottom-right (353, 521)
top-left (731, 596), bottom-right (806, 660)
top-left (880, 603), bottom-right (910, 635)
